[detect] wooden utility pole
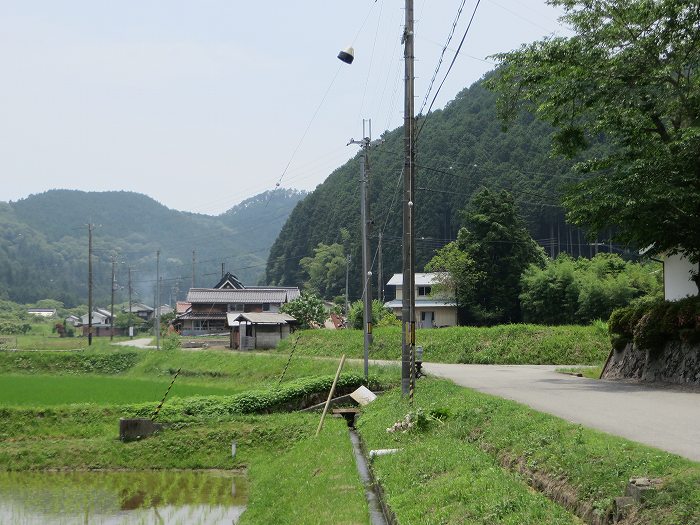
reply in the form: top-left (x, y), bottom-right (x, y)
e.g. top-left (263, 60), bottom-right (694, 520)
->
top-left (378, 232), bottom-right (384, 303)
top-left (110, 256), bottom-right (116, 341)
top-left (87, 223), bottom-right (93, 346)
top-left (192, 250), bottom-right (196, 289)
top-left (401, 0), bottom-right (416, 398)
top-left (345, 254), bottom-right (351, 317)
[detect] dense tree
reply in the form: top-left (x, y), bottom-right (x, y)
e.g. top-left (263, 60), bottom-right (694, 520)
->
top-left (428, 189), bottom-right (545, 325)
top-left (520, 254), bottom-right (661, 324)
top-left (487, 0), bottom-right (700, 262)
top-left (299, 242), bottom-right (347, 299)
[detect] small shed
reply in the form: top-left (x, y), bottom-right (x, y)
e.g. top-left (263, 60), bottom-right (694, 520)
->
top-left (227, 312), bottom-right (297, 350)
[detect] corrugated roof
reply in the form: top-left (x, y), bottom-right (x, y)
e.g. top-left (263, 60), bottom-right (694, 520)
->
top-left (386, 272), bottom-right (447, 286)
top-left (186, 288), bottom-right (290, 304)
top-left (226, 312), bottom-right (297, 325)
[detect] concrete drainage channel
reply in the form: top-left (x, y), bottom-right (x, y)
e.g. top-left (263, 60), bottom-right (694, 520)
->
top-left (348, 428), bottom-right (395, 525)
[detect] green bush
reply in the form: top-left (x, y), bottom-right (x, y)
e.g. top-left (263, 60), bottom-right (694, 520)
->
top-left (348, 299), bottom-right (396, 329)
top-left (128, 373), bottom-right (372, 420)
top-left (521, 254), bottom-right (661, 325)
top-left (0, 321), bottom-right (32, 335)
top-left (608, 296), bottom-right (700, 353)
top-left (0, 351), bottom-right (139, 375)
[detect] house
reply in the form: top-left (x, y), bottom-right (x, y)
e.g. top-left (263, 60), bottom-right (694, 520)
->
top-left (173, 272), bottom-right (301, 340)
top-left (65, 315), bottom-right (81, 327)
top-left (639, 246), bottom-right (699, 301)
top-left (661, 253), bottom-right (699, 301)
top-left (79, 308), bottom-right (118, 337)
top-left (27, 308), bottom-right (56, 318)
top-left (123, 302), bottom-right (154, 321)
top-left (384, 272), bottom-right (458, 328)
top-left (227, 312), bottom-right (297, 349)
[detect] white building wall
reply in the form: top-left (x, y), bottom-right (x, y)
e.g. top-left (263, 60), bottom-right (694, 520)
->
top-left (664, 253), bottom-right (699, 301)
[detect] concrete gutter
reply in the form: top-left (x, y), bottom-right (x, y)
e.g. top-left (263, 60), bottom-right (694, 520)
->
top-left (349, 429), bottom-right (395, 525)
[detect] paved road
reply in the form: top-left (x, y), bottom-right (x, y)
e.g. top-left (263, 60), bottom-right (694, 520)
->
top-left (423, 363), bottom-right (700, 462)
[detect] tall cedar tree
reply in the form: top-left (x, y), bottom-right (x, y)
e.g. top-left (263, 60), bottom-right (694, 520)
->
top-left (451, 189), bottom-right (545, 325)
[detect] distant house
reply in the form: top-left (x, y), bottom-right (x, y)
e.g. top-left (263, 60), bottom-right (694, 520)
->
top-left (384, 272), bottom-right (457, 328)
top-left (27, 308), bottom-right (56, 318)
top-left (174, 272), bottom-right (301, 345)
top-left (65, 315), bottom-right (81, 327)
top-left (79, 308), bottom-right (119, 337)
top-left (123, 302), bottom-right (154, 321)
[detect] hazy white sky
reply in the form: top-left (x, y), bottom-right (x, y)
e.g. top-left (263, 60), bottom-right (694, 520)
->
top-left (0, 1), bottom-right (567, 215)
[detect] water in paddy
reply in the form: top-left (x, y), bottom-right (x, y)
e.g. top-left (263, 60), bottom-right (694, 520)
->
top-left (0, 470), bottom-right (247, 524)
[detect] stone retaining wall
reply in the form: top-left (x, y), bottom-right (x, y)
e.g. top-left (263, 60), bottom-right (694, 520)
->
top-left (601, 341), bottom-right (700, 386)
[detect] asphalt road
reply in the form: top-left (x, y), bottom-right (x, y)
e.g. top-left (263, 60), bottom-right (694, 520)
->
top-left (422, 363), bottom-right (700, 462)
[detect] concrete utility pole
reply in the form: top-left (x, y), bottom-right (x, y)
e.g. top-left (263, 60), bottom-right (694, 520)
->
top-left (87, 223), bottom-right (93, 346)
top-left (156, 250), bottom-right (160, 350)
top-left (349, 119), bottom-right (379, 382)
top-left (401, 0), bottom-right (416, 398)
top-left (128, 267), bottom-right (133, 339)
top-left (110, 256), bottom-right (116, 341)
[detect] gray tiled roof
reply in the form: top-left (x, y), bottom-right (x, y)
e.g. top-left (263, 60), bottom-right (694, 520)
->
top-left (186, 288), bottom-right (292, 304)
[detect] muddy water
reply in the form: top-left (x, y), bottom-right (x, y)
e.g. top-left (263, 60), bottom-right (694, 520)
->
top-left (0, 470), bottom-right (247, 524)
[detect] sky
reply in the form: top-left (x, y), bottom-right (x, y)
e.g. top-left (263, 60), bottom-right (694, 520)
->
top-left (0, 1), bottom-right (568, 216)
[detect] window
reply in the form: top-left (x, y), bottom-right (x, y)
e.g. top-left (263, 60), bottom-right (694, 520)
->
top-left (228, 303), bottom-right (244, 312)
top-left (262, 303), bottom-right (270, 312)
top-left (418, 286), bottom-right (432, 297)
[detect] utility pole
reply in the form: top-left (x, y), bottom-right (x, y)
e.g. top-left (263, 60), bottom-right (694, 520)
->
top-left (349, 119), bottom-right (378, 382)
top-left (401, 0), bottom-right (416, 398)
top-left (110, 256), bottom-right (116, 341)
top-left (156, 250), bottom-right (160, 350)
top-left (192, 250), bottom-right (196, 289)
top-left (221, 262), bottom-right (225, 279)
top-left (87, 223), bottom-right (93, 346)
top-left (378, 232), bottom-right (384, 303)
top-left (345, 254), bottom-right (351, 317)
top-left (128, 267), bottom-right (133, 339)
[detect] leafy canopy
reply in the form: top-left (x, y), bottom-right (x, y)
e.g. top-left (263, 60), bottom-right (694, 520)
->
top-left (280, 292), bottom-right (326, 329)
top-left (486, 0), bottom-right (700, 261)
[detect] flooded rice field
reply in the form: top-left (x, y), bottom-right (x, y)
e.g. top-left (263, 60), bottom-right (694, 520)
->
top-left (0, 470), bottom-right (247, 524)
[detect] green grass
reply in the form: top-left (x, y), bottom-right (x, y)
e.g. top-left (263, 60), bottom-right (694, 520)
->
top-left (277, 323), bottom-right (610, 365)
top-left (357, 379), bottom-right (700, 525)
top-left (240, 419), bottom-right (369, 525)
top-left (0, 374), bottom-right (242, 406)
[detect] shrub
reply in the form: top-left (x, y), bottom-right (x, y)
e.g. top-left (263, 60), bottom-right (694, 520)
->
top-left (608, 296), bottom-right (700, 352)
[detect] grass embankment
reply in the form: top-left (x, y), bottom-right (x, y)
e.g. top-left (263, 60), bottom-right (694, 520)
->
top-left (357, 379), bottom-right (700, 525)
top-left (278, 323), bottom-right (610, 365)
top-left (0, 348), bottom-right (398, 406)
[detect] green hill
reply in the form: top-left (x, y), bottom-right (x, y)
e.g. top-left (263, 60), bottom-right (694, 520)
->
top-left (265, 78), bottom-right (604, 299)
top-left (0, 188), bottom-right (306, 306)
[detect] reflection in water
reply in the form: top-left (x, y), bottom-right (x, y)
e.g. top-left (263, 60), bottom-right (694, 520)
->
top-left (0, 470), bottom-right (247, 524)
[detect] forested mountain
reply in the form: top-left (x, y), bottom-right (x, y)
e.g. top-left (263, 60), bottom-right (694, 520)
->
top-left (265, 78), bottom-right (611, 300)
top-left (0, 188), bottom-right (306, 306)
